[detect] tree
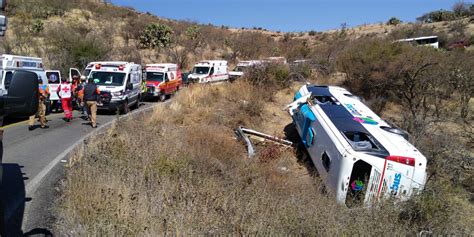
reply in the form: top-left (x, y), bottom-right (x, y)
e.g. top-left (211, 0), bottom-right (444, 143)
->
top-left (390, 47), bottom-right (440, 138)
top-left (448, 51), bottom-right (474, 120)
top-left (139, 23), bottom-right (173, 49)
top-left (387, 17), bottom-right (402, 26)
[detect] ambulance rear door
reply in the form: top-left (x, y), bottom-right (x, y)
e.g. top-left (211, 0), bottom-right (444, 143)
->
top-left (46, 70), bottom-right (61, 101)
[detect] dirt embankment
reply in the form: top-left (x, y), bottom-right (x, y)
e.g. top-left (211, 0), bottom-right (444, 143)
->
top-left (55, 80), bottom-right (472, 235)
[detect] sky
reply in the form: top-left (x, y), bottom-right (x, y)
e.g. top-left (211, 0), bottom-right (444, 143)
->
top-left (111, 0), bottom-right (460, 32)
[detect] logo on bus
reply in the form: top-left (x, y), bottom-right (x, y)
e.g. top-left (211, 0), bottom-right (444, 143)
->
top-left (390, 173), bottom-right (402, 195)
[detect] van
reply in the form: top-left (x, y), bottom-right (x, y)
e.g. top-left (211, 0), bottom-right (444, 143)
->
top-left (287, 84), bottom-right (427, 207)
top-left (45, 70), bottom-right (62, 112)
top-left (77, 61), bottom-right (142, 114)
top-left (188, 60), bottom-right (228, 84)
top-left (0, 55), bottom-right (47, 95)
top-left (144, 63), bottom-right (182, 101)
top-left (229, 60), bottom-right (262, 80)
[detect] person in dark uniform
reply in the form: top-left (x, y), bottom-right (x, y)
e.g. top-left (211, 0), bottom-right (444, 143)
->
top-left (83, 78), bottom-right (100, 128)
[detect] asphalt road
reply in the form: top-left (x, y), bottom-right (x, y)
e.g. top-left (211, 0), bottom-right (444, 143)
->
top-left (1, 101), bottom-right (157, 235)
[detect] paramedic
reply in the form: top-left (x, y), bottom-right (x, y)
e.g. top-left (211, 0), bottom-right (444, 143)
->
top-left (57, 77), bottom-right (73, 122)
top-left (84, 78), bottom-right (100, 128)
top-left (28, 78), bottom-right (50, 130)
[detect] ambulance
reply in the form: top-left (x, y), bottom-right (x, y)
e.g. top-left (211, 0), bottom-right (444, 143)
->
top-left (188, 60), bottom-right (229, 84)
top-left (229, 60), bottom-right (262, 81)
top-left (80, 61), bottom-right (142, 114)
top-left (287, 84), bottom-right (427, 207)
top-left (45, 70), bottom-right (62, 112)
top-left (0, 54), bottom-right (47, 96)
top-left (144, 63), bottom-right (182, 101)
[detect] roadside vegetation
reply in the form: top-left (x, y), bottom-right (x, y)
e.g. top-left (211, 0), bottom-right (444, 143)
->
top-left (3, 0), bottom-right (472, 235)
top-left (57, 79), bottom-right (471, 235)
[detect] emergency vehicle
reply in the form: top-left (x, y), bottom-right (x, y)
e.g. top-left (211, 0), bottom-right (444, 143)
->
top-left (79, 61), bottom-right (142, 113)
top-left (229, 60), bottom-right (262, 80)
top-left (0, 54), bottom-right (47, 97)
top-left (287, 84), bottom-right (427, 207)
top-left (45, 70), bottom-right (62, 112)
top-left (188, 60), bottom-right (229, 84)
top-left (144, 63), bottom-right (182, 101)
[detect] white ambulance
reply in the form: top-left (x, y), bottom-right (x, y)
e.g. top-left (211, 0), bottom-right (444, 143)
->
top-left (144, 63), bottom-right (182, 101)
top-left (188, 60), bottom-right (229, 84)
top-left (0, 54), bottom-right (47, 96)
top-left (45, 70), bottom-right (62, 112)
top-left (229, 60), bottom-right (262, 80)
top-left (80, 61), bottom-right (142, 114)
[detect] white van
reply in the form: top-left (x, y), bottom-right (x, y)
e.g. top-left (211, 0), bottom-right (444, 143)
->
top-left (287, 85), bottom-right (427, 207)
top-left (229, 60), bottom-right (262, 80)
top-left (45, 70), bottom-right (62, 112)
top-left (76, 61), bottom-right (142, 114)
top-left (0, 54), bottom-right (47, 96)
top-left (188, 60), bottom-right (229, 84)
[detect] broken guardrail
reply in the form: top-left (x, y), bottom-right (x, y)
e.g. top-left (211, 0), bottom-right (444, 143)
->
top-left (234, 126), bottom-right (293, 158)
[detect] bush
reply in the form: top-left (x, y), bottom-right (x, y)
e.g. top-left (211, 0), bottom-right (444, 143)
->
top-left (139, 23), bottom-right (173, 49)
top-left (387, 17), bottom-right (402, 25)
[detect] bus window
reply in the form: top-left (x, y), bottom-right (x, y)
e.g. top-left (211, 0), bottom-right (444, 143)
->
top-left (322, 152), bottom-right (331, 172)
top-left (346, 160), bottom-right (372, 208)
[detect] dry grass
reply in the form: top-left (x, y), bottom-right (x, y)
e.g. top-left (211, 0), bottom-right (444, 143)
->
top-left (55, 81), bottom-right (472, 235)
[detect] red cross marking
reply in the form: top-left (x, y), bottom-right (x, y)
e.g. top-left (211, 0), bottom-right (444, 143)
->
top-left (62, 86), bottom-right (70, 93)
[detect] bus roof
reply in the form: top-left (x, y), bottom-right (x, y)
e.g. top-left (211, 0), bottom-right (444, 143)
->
top-left (396, 35), bottom-right (438, 42)
top-left (306, 85), bottom-right (426, 162)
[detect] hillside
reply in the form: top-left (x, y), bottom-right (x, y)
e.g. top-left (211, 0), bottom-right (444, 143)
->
top-left (4, 0), bottom-right (474, 73)
top-left (2, 0), bottom-right (473, 235)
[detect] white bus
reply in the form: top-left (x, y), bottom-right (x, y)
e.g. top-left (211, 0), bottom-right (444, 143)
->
top-left (287, 85), bottom-right (427, 207)
top-left (396, 36), bottom-right (439, 49)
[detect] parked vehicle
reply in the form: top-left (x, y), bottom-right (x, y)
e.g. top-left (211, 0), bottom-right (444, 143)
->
top-left (0, 55), bottom-right (49, 116)
top-left (75, 61), bottom-right (142, 114)
top-left (287, 84), bottom-right (427, 207)
top-left (45, 70), bottom-right (61, 112)
top-left (229, 60), bottom-right (262, 81)
top-left (188, 60), bottom-right (229, 84)
top-left (144, 63), bottom-right (182, 101)
top-left (395, 36), bottom-right (439, 49)
top-left (264, 57), bottom-right (287, 64)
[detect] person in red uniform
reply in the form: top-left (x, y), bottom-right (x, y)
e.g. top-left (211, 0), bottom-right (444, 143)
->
top-left (57, 77), bottom-right (73, 122)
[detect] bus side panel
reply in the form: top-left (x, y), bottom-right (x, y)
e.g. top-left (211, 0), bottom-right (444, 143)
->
top-left (307, 118), bottom-right (345, 200)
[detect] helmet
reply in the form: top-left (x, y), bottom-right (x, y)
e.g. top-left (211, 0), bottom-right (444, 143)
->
top-left (80, 75), bottom-right (87, 82)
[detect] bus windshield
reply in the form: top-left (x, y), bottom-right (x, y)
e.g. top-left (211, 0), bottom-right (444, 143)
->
top-left (193, 66), bottom-right (210, 75)
top-left (146, 72), bottom-right (164, 82)
top-left (90, 71), bottom-right (126, 86)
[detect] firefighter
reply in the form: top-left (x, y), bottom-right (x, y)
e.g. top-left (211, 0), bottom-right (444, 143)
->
top-left (84, 77), bottom-right (100, 128)
top-left (57, 77), bottom-right (73, 122)
top-left (28, 78), bottom-right (49, 130)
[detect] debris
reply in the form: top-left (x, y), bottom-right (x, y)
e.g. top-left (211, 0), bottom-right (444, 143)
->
top-left (235, 126), bottom-right (293, 158)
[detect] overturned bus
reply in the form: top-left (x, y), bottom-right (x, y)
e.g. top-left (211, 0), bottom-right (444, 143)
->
top-left (287, 84), bottom-right (427, 207)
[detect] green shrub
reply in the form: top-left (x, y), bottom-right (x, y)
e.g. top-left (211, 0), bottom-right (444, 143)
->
top-left (387, 17), bottom-right (402, 25)
top-left (139, 23), bottom-right (173, 49)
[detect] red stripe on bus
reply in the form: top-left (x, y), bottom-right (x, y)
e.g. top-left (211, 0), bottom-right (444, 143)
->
top-left (377, 159), bottom-right (388, 197)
